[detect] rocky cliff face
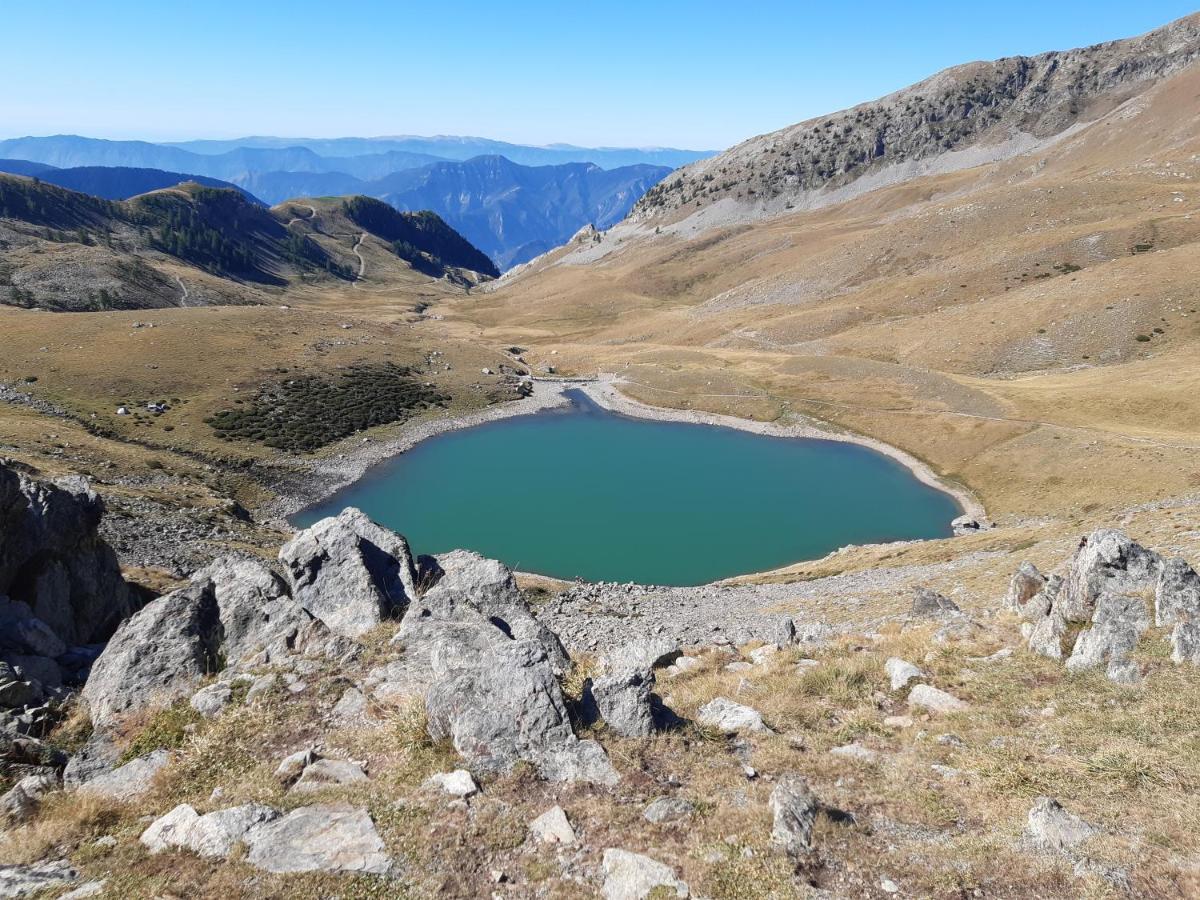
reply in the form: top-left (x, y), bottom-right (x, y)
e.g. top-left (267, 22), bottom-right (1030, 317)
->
top-left (634, 12), bottom-right (1200, 222)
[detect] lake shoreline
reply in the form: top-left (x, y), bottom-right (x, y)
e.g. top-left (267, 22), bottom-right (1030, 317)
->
top-left (266, 374), bottom-right (986, 583)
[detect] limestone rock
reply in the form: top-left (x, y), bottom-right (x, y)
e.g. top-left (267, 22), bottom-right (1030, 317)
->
top-left (274, 748), bottom-right (319, 786)
top-left (0, 463), bottom-right (133, 651)
top-left (643, 796), bottom-right (695, 824)
top-left (141, 802), bottom-right (278, 858)
top-left (426, 632), bottom-right (617, 785)
top-left (770, 775), bottom-right (818, 855)
top-left (591, 639), bottom-right (675, 738)
top-left (279, 508), bottom-right (417, 638)
top-left (771, 617), bottom-right (797, 647)
top-left (77, 749), bottom-right (170, 799)
top-left (81, 581), bottom-right (222, 729)
top-left (911, 588), bottom-right (960, 618)
top-left (1056, 530), bottom-right (1160, 624)
top-left (1026, 797), bottom-right (1097, 853)
top-left (1065, 592), bottom-right (1150, 677)
top-left (697, 697), bottom-right (768, 733)
top-left (907, 684), bottom-right (968, 714)
top-left (0, 860), bottom-right (78, 898)
top-left (830, 742), bottom-right (879, 763)
top-left (423, 769), bottom-right (478, 797)
top-left (58, 881), bottom-right (105, 900)
top-left (529, 805), bottom-right (576, 845)
top-left (601, 849), bottom-right (689, 900)
top-left (189, 682), bottom-right (232, 719)
top-left (0, 771), bottom-right (57, 823)
top-left (1007, 561), bottom-right (1046, 615)
top-left (290, 758), bottom-right (368, 793)
top-left (1171, 622), bottom-right (1200, 664)
top-left (885, 657), bottom-right (923, 691)
top-left (1155, 556), bottom-right (1200, 627)
top-left (243, 803), bottom-right (391, 874)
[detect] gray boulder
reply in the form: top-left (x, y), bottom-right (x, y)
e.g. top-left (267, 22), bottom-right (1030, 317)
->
top-left (1007, 561), bottom-right (1046, 615)
top-left (529, 804), bottom-right (576, 846)
top-left (643, 796), bottom-right (695, 825)
top-left (0, 771), bottom-right (58, 823)
top-left (590, 639), bottom-right (677, 738)
top-left (770, 775), bottom-right (819, 855)
top-left (1065, 592), bottom-right (1150, 679)
top-left (1026, 797), bottom-right (1097, 853)
top-left (601, 849), bottom-right (689, 900)
top-left (770, 617), bottom-right (797, 647)
top-left (141, 802), bottom-right (277, 858)
top-left (425, 627), bottom-right (617, 785)
top-left (290, 758), bottom-right (368, 793)
top-left (77, 749), bottom-right (171, 799)
top-left (279, 508), bottom-right (417, 638)
top-left (697, 698), bottom-right (768, 734)
top-left (1171, 622), bottom-right (1200, 664)
top-left (1056, 530), bottom-right (1160, 624)
top-left (0, 463), bottom-right (133, 651)
top-left (911, 587), bottom-right (960, 618)
top-left (81, 581), bottom-right (222, 729)
top-left (0, 860), bottom-right (78, 898)
top-left (243, 803), bottom-right (391, 875)
top-left (1155, 556), bottom-right (1200, 627)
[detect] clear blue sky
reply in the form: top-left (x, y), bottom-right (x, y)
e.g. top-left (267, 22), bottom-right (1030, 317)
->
top-left (3, 1), bottom-right (1196, 150)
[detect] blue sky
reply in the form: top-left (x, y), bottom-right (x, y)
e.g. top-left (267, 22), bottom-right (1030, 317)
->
top-left (2, 1), bottom-right (1196, 150)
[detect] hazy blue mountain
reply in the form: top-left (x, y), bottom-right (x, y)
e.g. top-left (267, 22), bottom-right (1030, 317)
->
top-left (371, 155), bottom-right (671, 269)
top-left (0, 164), bottom-right (263, 204)
top-left (0, 137), bottom-right (441, 182)
top-left (0, 158), bottom-right (57, 176)
top-left (163, 135), bottom-right (712, 169)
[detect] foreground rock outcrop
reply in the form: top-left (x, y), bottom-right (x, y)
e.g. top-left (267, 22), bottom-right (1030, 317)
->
top-left (1014, 529), bottom-right (1200, 683)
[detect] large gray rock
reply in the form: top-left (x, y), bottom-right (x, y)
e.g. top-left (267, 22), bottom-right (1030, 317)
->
top-left (1155, 556), bottom-right (1200, 628)
top-left (770, 775), bottom-right (818, 855)
top-left (0, 771), bottom-right (57, 823)
top-left (80, 581), bottom-right (222, 729)
top-left (425, 624), bottom-right (617, 785)
top-left (195, 555), bottom-right (356, 668)
top-left (911, 587), bottom-right (960, 618)
top-left (279, 508), bottom-right (417, 638)
top-left (697, 697), bottom-right (768, 733)
top-left (243, 803), bottom-right (391, 875)
top-left (601, 849), bottom-right (689, 900)
top-left (1056, 530), bottom-right (1160, 624)
top-left (590, 639), bottom-right (677, 738)
top-left (141, 802), bottom-right (278, 858)
top-left (885, 657), bottom-right (923, 691)
top-left (0, 463), bottom-right (133, 651)
top-left (1026, 797), bottom-right (1097, 853)
top-left (0, 860), bottom-right (78, 898)
top-left (1171, 622), bottom-right (1200, 664)
top-left (77, 749), bottom-right (171, 799)
top-left (1065, 592), bottom-right (1150, 679)
top-left (1007, 561), bottom-right (1046, 615)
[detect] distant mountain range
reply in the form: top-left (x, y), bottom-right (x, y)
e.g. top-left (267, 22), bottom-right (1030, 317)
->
top-left (0, 161), bottom-right (259, 203)
top-left (0, 135), bottom-right (689, 269)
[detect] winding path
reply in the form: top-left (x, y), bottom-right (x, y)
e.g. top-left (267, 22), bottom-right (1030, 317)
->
top-left (351, 232), bottom-right (367, 286)
top-left (285, 204), bottom-right (318, 228)
top-left (174, 275), bottom-right (192, 307)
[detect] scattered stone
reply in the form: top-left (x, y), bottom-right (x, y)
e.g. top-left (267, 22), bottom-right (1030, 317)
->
top-left (243, 803), bottom-right (391, 875)
top-left (274, 748), bottom-right (319, 786)
top-left (643, 796), bottom-right (695, 824)
top-left (769, 775), bottom-right (818, 855)
top-left (829, 742), bottom-right (879, 763)
top-left (529, 805), bottom-right (576, 845)
top-left (0, 860), bottom-right (78, 897)
top-left (697, 698), bottom-right (769, 734)
top-left (883, 715), bottom-right (914, 729)
top-left (141, 802), bottom-right (278, 858)
top-left (771, 617), bottom-right (797, 647)
top-left (748, 644), bottom-right (780, 665)
top-left (330, 686), bottom-right (378, 726)
top-left (907, 684), bottom-right (968, 714)
top-left (59, 881), bottom-right (106, 900)
top-left (880, 877), bottom-right (901, 894)
top-left (423, 769), bottom-right (478, 798)
top-left (601, 849), bottom-right (689, 900)
top-left (723, 661), bottom-right (752, 673)
top-left (0, 771), bottom-right (57, 822)
top-left (1026, 797), bottom-right (1097, 853)
top-left (885, 657), bottom-right (923, 691)
top-left (189, 682), bottom-right (232, 719)
top-left (290, 758), bottom-right (368, 793)
top-left (911, 587), bottom-right (960, 618)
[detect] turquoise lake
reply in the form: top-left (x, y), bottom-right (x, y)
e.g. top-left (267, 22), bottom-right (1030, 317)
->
top-left (294, 391), bottom-right (961, 585)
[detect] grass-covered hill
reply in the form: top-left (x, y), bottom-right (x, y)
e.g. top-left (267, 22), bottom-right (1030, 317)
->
top-left (0, 176), bottom-right (499, 310)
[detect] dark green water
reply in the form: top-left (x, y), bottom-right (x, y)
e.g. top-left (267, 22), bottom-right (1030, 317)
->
top-left (295, 391), bottom-right (960, 585)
